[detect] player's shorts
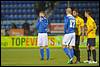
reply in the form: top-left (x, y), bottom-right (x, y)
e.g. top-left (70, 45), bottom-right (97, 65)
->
top-left (75, 35), bottom-right (80, 46)
top-left (62, 32), bottom-right (75, 46)
top-left (37, 33), bottom-right (48, 47)
top-left (87, 38), bottom-right (96, 46)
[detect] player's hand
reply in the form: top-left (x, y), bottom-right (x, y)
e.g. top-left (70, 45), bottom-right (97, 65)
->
top-left (85, 32), bottom-right (87, 36)
top-left (75, 28), bottom-right (78, 33)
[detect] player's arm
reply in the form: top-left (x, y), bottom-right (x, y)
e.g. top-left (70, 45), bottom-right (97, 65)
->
top-left (80, 26), bottom-right (84, 42)
top-left (87, 28), bottom-right (93, 34)
top-left (80, 19), bottom-right (84, 42)
top-left (84, 24), bottom-right (87, 36)
top-left (81, 26), bottom-right (84, 35)
top-left (41, 19), bottom-right (48, 28)
top-left (64, 16), bottom-right (68, 34)
top-left (36, 20), bottom-right (40, 29)
top-left (87, 22), bottom-right (96, 34)
top-left (80, 19), bottom-right (84, 35)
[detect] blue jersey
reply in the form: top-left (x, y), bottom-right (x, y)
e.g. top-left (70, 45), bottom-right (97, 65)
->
top-left (36, 16), bottom-right (48, 33)
top-left (64, 14), bottom-right (76, 34)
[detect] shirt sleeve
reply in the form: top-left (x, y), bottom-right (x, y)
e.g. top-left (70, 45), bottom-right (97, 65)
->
top-left (94, 22), bottom-right (97, 30)
top-left (64, 16), bottom-right (68, 33)
top-left (41, 19), bottom-right (48, 28)
top-left (80, 19), bottom-right (84, 27)
top-left (36, 20), bottom-right (40, 29)
top-left (87, 19), bottom-right (96, 33)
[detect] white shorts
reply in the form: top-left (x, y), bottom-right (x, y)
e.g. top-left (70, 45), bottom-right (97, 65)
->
top-left (37, 33), bottom-right (48, 46)
top-left (62, 33), bottom-right (75, 46)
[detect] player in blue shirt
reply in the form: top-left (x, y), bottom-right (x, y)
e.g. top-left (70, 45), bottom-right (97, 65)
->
top-left (36, 11), bottom-right (50, 60)
top-left (62, 8), bottom-right (76, 64)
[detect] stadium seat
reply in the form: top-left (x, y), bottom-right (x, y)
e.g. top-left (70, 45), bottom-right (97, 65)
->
top-left (1, 1), bottom-right (99, 29)
top-left (1, 1), bottom-right (37, 20)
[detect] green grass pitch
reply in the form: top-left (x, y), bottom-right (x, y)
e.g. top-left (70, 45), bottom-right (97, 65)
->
top-left (1, 48), bottom-right (99, 66)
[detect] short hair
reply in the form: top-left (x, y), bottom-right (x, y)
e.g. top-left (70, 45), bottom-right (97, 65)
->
top-left (85, 9), bottom-right (92, 16)
top-left (39, 11), bottom-right (45, 14)
top-left (11, 23), bottom-right (17, 29)
top-left (66, 8), bottom-right (72, 14)
top-left (39, 11), bottom-right (46, 16)
top-left (73, 8), bottom-right (78, 13)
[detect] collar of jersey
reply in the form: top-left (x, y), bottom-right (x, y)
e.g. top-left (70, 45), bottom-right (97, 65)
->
top-left (67, 14), bottom-right (72, 16)
top-left (76, 16), bottom-right (79, 18)
top-left (87, 16), bottom-right (91, 19)
top-left (40, 16), bottom-right (46, 19)
top-left (39, 17), bottom-right (46, 22)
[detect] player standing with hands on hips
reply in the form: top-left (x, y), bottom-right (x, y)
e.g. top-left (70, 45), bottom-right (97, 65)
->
top-left (62, 8), bottom-right (76, 64)
top-left (36, 11), bottom-right (50, 60)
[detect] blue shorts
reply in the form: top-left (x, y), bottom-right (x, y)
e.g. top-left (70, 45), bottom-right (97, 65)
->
top-left (87, 38), bottom-right (96, 46)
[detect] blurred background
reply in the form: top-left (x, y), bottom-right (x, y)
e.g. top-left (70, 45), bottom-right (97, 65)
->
top-left (1, 1), bottom-right (99, 36)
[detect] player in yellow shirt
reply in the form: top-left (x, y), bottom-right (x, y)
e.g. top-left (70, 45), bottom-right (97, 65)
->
top-left (73, 9), bottom-right (84, 63)
top-left (84, 9), bottom-right (97, 64)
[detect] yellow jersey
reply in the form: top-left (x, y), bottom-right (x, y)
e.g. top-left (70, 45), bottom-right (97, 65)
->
top-left (86, 16), bottom-right (97, 38)
top-left (75, 16), bottom-right (84, 36)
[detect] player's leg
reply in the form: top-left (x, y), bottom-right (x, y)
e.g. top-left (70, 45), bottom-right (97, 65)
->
top-left (40, 46), bottom-right (44, 60)
top-left (45, 46), bottom-right (50, 60)
top-left (38, 33), bottom-right (44, 60)
top-left (62, 34), bottom-right (72, 59)
top-left (63, 45), bottom-right (73, 64)
top-left (74, 35), bottom-right (80, 63)
top-left (84, 38), bottom-right (91, 63)
top-left (69, 39), bottom-right (75, 58)
top-left (87, 45), bottom-right (91, 63)
top-left (91, 46), bottom-right (97, 63)
top-left (69, 46), bottom-right (74, 58)
top-left (91, 38), bottom-right (97, 63)
top-left (68, 33), bottom-right (75, 64)
top-left (68, 46), bottom-right (74, 64)
top-left (62, 45), bottom-right (71, 58)
top-left (44, 33), bottom-right (50, 60)
top-left (74, 35), bottom-right (77, 58)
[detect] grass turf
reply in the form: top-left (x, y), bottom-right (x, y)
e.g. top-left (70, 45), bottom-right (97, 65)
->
top-left (1, 48), bottom-right (99, 66)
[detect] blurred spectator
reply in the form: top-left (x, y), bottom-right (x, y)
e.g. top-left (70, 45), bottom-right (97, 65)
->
top-left (50, 1), bottom-right (55, 10)
top-left (35, 1), bottom-right (45, 15)
top-left (5, 23), bottom-right (17, 36)
top-left (45, 1), bottom-right (56, 10)
top-left (22, 22), bottom-right (30, 30)
top-left (30, 23), bottom-right (35, 35)
top-left (11, 23), bottom-right (17, 29)
top-left (5, 29), bottom-right (10, 36)
top-left (22, 22), bottom-right (31, 36)
top-left (1, 29), bottom-right (6, 36)
top-left (24, 29), bottom-right (31, 36)
top-left (39, 1), bottom-right (45, 11)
